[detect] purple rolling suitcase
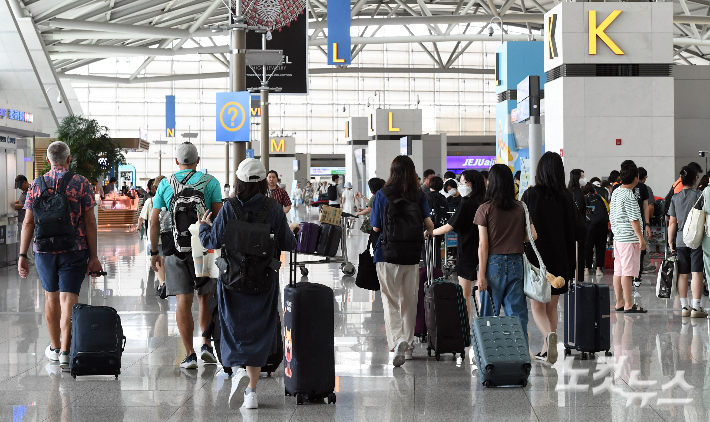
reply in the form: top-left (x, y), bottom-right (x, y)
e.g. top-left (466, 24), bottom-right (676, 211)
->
top-left (297, 222), bottom-right (319, 254)
top-left (415, 265), bottom-right (442, 341)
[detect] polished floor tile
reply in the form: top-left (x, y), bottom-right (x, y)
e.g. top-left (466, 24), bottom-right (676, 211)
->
top-left (0, 207), bottom-right (708, 421)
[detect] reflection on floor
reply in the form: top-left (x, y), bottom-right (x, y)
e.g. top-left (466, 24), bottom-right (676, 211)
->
top-left (0, 205), bottom-right (707, 421)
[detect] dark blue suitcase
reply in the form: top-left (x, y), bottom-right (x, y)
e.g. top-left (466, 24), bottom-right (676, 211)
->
top-left (563, 282), bottom-right (612, 359)
top-left (284, 250), bottom-right (336, 405)
top-left (69, 303), bottom-right (126, 378)
top-left (471, 287), bottom-right (531, 387)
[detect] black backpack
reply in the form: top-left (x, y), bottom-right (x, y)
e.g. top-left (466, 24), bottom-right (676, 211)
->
top-left (327, 184), bottom-right (338, 201)
top-left (167, 171), bottom-right (214, 255)
top-left (585, 194), bottom-right (609, 228)
top-left (32, 172), bottom-right (77, 252)
top-left (380, 187), bottom-right (425, 265)
top-left (426, 191), bottom-right (449, 229)
top-left (662, 182), bottom-right (678, 216)
top-left (215, 197), bottom-right (281, 294)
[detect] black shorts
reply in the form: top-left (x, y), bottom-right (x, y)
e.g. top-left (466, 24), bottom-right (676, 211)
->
top-left (456, 263), bottom-right (478, 281)
top-left (676, 246), bottom-right (703, 274)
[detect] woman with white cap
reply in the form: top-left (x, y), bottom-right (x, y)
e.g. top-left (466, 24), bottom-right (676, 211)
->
top-left (198, 158), bottom-right (298, 411)
top-left (341, 181), bottom-right (358, 214)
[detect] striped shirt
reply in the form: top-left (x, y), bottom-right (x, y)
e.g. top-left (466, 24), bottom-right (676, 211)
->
top-left (610, 187), bottom-right (642, 243)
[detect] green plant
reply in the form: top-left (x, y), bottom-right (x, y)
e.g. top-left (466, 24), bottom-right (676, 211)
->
top-left (43, 115), bottom-right (126, 181)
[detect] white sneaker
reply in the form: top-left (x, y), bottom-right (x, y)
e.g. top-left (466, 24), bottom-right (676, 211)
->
top-left (58, 351), bottom-right (70, 371)
top-left (229, 368), bottom-right (249, 410)
top-left (242, 390), bottom-right (258, 409)
top-left (45, 345), bottom-right (59, 362)
top-left (393, 340), bottom-right (407, 367)
top-left (405, 349), bottom-right (413, 360)
top-left (596, 269), bottom-right (604, 277)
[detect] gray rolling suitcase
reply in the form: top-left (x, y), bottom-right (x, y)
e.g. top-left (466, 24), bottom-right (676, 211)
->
top-left (471, 286), bottom-right (531, 387)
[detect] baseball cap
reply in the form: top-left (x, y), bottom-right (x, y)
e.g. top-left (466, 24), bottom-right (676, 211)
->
top-left (236, 158), bottom-right (266, 182)
top-left (175, 142), bottom-right (198, 165)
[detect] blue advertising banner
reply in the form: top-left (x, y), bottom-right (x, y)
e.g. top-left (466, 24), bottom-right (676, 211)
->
top-left (216, 92), bottom-right (250, 142)
top-left (165, 95), bottom-right (175, 138)
top-left (327, 0), bottom-right (351, 65)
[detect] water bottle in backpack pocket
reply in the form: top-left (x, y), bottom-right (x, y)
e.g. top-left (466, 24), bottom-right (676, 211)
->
top-left (32, 172), bottom-right (76, 252)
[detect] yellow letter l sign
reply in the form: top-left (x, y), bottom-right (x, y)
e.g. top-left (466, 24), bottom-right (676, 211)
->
top-left (388, 112), bottom-right (400, 132)
top-left (589, 10), bottom-right (624, 55)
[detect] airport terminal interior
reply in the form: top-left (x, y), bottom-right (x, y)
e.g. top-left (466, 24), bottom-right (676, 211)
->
top-left (3, 0), bottom-right (710, 421)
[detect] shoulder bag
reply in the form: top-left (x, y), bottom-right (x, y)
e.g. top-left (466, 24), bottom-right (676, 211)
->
top-left (522, 202), bottom-right (551, 303)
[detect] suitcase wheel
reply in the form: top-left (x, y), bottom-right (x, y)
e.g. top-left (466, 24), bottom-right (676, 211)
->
top-left (589, 352), bottom-right (596, 359)
top-left (266, 372), bottom-right (272, 377)
top-left (296, 394), bottom-right (304, 405)
top-left (427, 348), bottom-right (431, 357)
top-left (460, 352), bottom-right (466, 359)
top-left (435, 353), bottom-right (441, 361)
top-left (520, 379), bottom-right (528, 388)
top-left (564, 348), bottom-right (571, 356)
top-left (482, 380), bottom-right (492, 388)
top-left (327, 393), bottom-right (336, 404)
top-left (485, 364), bottom-right (494, 374)
top-left (605, 350), bottom-right (613, 357)
top-left (581, 352), bottom-right (588, 360)
top-left (523, 363), bottom-right (532, 375)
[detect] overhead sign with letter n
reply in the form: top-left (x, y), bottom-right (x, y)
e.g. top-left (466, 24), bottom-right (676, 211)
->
top-left (216, 92), bottom-right (250, 142)
top-left (327, 0), bottom-right (351, 65)
top-left (165, 95), bottom-right (175, 138)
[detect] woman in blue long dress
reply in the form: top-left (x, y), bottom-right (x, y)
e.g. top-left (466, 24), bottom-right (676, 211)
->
top-left (199, 158), bottom-right (297, 411)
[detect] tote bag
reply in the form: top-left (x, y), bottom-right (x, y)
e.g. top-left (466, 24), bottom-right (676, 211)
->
top-left (522, 203), bottom-right (551, 303)
top-left (682, 194), bottom-right (705, 249)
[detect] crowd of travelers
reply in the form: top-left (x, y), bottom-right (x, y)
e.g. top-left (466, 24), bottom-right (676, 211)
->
top-left (16, 139), bottom-right (710, 410)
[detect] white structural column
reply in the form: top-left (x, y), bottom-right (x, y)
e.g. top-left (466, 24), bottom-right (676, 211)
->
top-left (543, 2), bottom-right (674, 195)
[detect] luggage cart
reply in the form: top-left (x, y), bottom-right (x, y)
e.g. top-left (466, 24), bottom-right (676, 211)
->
top-left (292, 216), bottom-right (356, 277)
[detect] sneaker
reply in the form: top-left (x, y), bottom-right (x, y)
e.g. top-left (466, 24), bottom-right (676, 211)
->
top-left (534, 352), bottom-right (547, 361)
top-left (58, 351), bottom-right (70, 371)
top-left (691, 307), bottom-right (708, 318)
top-left (546, 332), bottom-right (558, 364)
top-left (179, 353), bottom-right (198, 369)
top-left (45, 345), bottom-right (59, 362)
top-left (596, 269), bottom-right (604, 277)
top-left (682, 307), bottom-right (691, 317)
top-left (229, 368), bottom-right (249, 410)
top-left (242, 390), bottom-right (258, 409)
top-left (201, 344), bottom-right (217, 364)
top-left (392, 340), bottom-right (407, 367)
top-left (405, 349), bottom-right (413, 360)
top-left (633, 278), bottom-right (642, 288)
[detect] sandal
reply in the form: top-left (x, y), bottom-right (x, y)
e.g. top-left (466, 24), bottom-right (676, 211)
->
top-left (624, 304), bottom-right (648, 314)
top-left (614, 306), bottom-right (624, 312)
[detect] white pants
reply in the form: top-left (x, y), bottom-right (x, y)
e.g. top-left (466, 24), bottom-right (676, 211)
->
top-left (376, 262), bottom-right (419, 351)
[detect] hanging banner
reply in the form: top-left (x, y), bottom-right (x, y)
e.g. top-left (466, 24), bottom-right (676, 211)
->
top-left (245, 0), bottom-right (308, 94)
top-left (327, 0), bottom-right (351, 65)
top-left (165, 95), bottom-right (175, 138)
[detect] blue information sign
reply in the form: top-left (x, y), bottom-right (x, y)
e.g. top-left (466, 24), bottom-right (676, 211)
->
top-left (165, 95), bottom-right (175, 138)
top-left (246, 149), bottom-right (254, 158)
top-left (216, 92), bottom-right (250, 142)
top-left (327, 0), bottom-right (351, 65)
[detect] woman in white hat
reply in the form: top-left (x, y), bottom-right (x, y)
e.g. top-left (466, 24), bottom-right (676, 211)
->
top-left (341, 181), bottom-right (359, 215)
top-left (198, 158), bottom-right (299, 411)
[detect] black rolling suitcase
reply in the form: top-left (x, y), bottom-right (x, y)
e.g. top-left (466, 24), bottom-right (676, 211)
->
top-left (70, 272), bottom-right (126, 379)
top-left (423, 238), bottom-right (470, 360)
top-left (470, 286), bottom-right (531, 387)
top-left (316, 224), bottom-right (341, 257)
top-left (563, 281), bottom-right (612, 359)
top-left (284, 250), bottom-right (336, 405)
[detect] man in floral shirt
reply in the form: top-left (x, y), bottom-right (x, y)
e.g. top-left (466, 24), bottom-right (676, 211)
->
top-left (17, 141), bottom-right (103, 370)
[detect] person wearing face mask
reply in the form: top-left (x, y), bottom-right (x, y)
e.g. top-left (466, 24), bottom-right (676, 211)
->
top-left (444, 179), bottom-right (461, 210)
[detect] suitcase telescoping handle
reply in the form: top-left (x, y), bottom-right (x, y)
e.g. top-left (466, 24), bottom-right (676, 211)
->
top-left (472, 286), bottom-right (498, 317)
top-left (425, 236), bottom-right (435, 286)
top-left (289, 249), bottom-right (297, 287)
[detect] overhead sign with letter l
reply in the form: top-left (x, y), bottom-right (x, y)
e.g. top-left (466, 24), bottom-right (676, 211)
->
top-left (166, 95), bottom-right (175, 138)
top-left (327, 0), bottom-right (351, 65)
top-left (216, 92), bottom-right (250, 142)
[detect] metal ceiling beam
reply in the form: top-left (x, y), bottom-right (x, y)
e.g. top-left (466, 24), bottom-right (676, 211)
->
top-left (47, 43), bottom-right (228, 56)
top-left (311, 33), bottom-right (540, 46)
top-left (309, 13), bottom-right (543, 29)
top-left (43, 18), bottom-right (216, 38)
top-left (674, 37), bottom-right (710, 46)
top-left (59, 66), bottom-right (493, 84)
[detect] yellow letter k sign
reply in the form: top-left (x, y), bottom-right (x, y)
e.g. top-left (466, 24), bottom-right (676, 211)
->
top-left (589, 10), bottom-right (624, 55)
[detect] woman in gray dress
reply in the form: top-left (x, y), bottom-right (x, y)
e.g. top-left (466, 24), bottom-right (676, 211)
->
top-left (199, 158), bottom-right (298, 411)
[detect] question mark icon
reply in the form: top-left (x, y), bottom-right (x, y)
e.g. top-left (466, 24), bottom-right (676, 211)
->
top-left (227, 107), bottom-right (237, 127)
